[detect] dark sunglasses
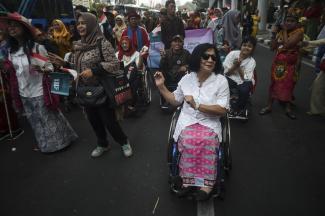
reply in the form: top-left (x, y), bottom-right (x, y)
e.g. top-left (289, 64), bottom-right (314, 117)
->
top-left (201, 53), bottom-right (217, 61)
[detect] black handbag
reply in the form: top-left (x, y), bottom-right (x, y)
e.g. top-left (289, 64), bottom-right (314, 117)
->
top-left (105, 73), bottom-right (132, 107)
top-left (75, 79), bottom-right (107, 107)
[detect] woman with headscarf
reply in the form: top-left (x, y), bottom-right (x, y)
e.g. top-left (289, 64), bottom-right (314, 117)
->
top-left (49, 12), bottom-right (132, 158)
top-left (221, 10), bottom-right (241, 50)
top-left (113, 15), bottom-right (127, 46)
top-left (259, 10), bottom-right (304, 119)
top-left (50, 19), bottom-right (72, 58)
top-left (251, 9), bottom-right (261, 38)
top-left (117, 36), bottom-right (143, 112)
top-left (2, 12), bottom-right (78, 152)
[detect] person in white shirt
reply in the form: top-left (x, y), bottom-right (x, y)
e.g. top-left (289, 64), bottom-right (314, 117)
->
top-left (154, 43), bottom-right (229, 201)
top-left (223, 36), bottom-right (256, 115)
top-left (4, 13), bottom-right (78, 153)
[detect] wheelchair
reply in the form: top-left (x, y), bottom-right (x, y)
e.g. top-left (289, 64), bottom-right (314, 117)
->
top-left (167, 107), bottom-right (232, 200)
top-left (228, 70), bottom-right (257, 122)
top-left (159, 84), bottom-right (178, 111)
top-left (159, 72), bottom-right (187, 112)
top-left (123, 62), bottom-right (152, 108)
top-left (137, 66), bottom-right (152, 106)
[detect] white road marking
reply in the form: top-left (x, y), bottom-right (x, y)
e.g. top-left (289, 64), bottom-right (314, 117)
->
top-left (197, 199), bottom-right (215, 216)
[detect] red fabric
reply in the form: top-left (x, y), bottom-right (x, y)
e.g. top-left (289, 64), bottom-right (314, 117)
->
top-left (0, 64), bottom-right (19, 132)
top-left (320, 59), bottom-right (325, 71)
top-left (0, 93), bottom-right (19, 132)
top-left (304, 6), bottom-right (322, 19)
top-left (117, 36), bottom-right (137, 61)
top-left (269, 50), bottom-right (299, 102)
top-left (119, 26), bottom-right (150, 59)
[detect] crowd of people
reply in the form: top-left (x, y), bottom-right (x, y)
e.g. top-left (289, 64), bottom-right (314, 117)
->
top-left (0, 0), bottom-right (324, 201)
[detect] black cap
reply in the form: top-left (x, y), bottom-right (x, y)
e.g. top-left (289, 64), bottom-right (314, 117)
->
top-left (171, 34), bottom-right (184, 42)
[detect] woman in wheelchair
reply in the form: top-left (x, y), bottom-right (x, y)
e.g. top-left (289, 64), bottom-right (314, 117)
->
top-left (154, 43), bottom-right (229, 201)
top-left (117, 36), bottom-right (144, 112)
top-left (223, 36), bottom-right (257, 116)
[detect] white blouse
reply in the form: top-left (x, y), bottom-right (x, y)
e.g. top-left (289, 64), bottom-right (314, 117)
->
top-left (9, 44), bottom-right (53, 98)
top-left (223, 50), bottom-right (256, 85)
top-left (172, 72), bottom-right (230, 142)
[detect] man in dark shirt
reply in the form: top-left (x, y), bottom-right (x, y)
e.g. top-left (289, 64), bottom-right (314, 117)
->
top-left (159, 35), bottom-right (190, 89)
top-left (159, 34), bottom-right (190, 109)
top-left (161, 0), bottom-right (185, 49)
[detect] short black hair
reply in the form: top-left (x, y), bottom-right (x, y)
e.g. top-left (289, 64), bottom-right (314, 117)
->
top-left (165, 0), bottom-right (175, 7)
top-left (189, 43), bottom-right (222, 74)
top-left (75, 5), bottom-right (88, 12)
top-left (241, 36), bottom-right (257, 48)
top-left (90, 10), bottom-right (97, 17)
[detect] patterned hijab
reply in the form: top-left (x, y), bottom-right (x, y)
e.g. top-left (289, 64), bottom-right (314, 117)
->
top-left (222, 10), bottom-right (241, 49)
top-left (73, 12), bottom-right (104, 73)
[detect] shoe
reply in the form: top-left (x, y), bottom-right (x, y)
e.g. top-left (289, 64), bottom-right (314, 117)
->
top-left (237, 110), bottom-right (246, 117)
top-left (0, 132), bottom-right (10, 142)
top-left (121, 142), bottom-right (133, 157)
top-left (0, 128), bottom-right (24, 142)
top-left (285, 111), bottom-right (296, 120)
top-left (259, 107), bottom-right (272, 115)
top-left (7, 128), bottom-right (24, 140)
top-left (195, 189), bottom-right (210, 201)
top-left (91, 146), bottom-right (110, 158)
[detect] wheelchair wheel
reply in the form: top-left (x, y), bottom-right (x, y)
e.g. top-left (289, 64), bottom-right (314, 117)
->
top-left (142, 69), bottom-right (151, 105)
top-left (222, 114), bottom-right (232, 171)
top-left (167, 107), bottom-right (182, 163)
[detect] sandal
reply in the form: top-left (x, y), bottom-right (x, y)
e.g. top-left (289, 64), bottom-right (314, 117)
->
top-left (259, 107), bottom-right (272, 115)
top-left (285, 111), bottom-right (296, 120)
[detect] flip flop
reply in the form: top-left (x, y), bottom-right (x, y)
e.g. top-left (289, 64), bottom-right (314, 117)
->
top-left (286, 111), bottom-right (296, 120)
top-left (259, 107), bottom-right (272, 115)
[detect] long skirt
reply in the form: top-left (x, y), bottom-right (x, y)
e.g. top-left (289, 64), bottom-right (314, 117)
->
top-left (269, 50), bottom-right (299, 102)
top-left (178, 123), bottom-right (219, 188)
top-left (21, 96), bottom-right (78, 153)
top-left (310, 71), bottom-right (325, 115)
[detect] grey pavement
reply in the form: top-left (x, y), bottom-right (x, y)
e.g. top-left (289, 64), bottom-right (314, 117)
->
top-left (0, 45), bottom-right (325, 216)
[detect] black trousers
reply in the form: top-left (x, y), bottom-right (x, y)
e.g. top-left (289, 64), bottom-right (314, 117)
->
top-left (85, 102), bottom-right (128, 147)
top-left (226, 77), bottom-right (252, 111)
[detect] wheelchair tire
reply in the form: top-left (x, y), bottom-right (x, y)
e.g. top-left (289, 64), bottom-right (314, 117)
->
top-left (222, 114), bottom-right (232, 171)
top-left (143, 69), bottom-right (152, 105)
top-left (167, 107), bottom-right (182, 163)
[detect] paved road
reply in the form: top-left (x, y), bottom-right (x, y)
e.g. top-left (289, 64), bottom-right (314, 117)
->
top-left (1, 45), bottom-right (325, 216)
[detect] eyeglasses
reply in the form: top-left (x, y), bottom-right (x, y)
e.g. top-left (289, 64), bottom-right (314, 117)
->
top-left (201, 53), bottom-right (217, 61)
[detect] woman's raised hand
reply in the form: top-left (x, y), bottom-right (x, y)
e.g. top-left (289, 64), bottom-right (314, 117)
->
top-left (154, 71), bottom-right (165, 87)
top-left (184, 95), bottom-right (195, 109)
top-left (48, 52), bottom-right (65, 67)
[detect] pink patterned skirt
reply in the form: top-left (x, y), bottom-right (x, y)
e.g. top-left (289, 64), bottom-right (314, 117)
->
top-left (178, 123), bottom-right (219, 188)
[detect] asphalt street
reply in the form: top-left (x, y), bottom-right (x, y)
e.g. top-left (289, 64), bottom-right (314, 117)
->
top-left (1, 44), bottom-right (325, 216)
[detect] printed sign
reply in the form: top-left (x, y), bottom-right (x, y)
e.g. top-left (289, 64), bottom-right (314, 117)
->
top-left (49, 72), bottom-right (72, 96)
